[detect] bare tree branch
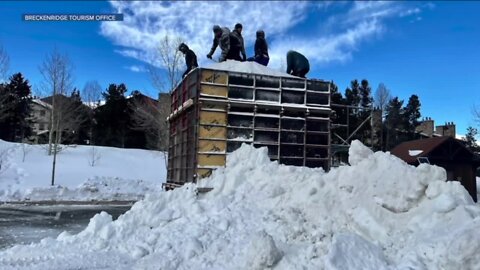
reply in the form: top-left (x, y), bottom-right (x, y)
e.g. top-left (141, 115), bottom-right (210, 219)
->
top-left (148, 35), bottom-right (184, 93)
top-left (39, 48), bottom-right (88, 186)
top-left (129, 95), bottom-right (169, 151)
top-left (39, 48), bottom-right (75, 154)
top-left (374, 83), bottom-right (391, 116)
top-left (82, 80), bottom-right (102, 108)
top-left (0, 44), bottom-right (9, 81)
top-left (473, 104), bottom-right (480, 127)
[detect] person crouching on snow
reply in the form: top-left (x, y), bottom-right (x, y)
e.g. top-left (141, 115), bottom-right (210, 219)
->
top-left (178, 43), bottom-right (198, 78)
top-left (207, 25), bottom-right (231, 62)
top-left (286, 50), bottom-right (310, 78)
top-left (247, 30), bottom-right (269, 66)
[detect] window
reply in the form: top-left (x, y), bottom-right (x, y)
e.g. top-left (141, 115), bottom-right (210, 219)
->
top-left (39, 123), bottom-right (45, 130)
top-left (417, 157), bottom-right (430, 164)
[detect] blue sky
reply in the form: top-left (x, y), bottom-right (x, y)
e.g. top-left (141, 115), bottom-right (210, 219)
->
top-left (0, 1), bottom-right (479, 136)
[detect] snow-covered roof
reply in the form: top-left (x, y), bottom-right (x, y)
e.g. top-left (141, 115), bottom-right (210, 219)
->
top-left (31, 99), bottom-right (53, 109)
top-left (206, 60), bottom-right (297, 78)
top-left (408, 150), bottom-right (423, 156)
top-left (83, 100), bottom-right (106, 108)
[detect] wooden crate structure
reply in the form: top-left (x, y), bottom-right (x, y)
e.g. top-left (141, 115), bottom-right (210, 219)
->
top-left (166, 68), bottom-right (332, 186)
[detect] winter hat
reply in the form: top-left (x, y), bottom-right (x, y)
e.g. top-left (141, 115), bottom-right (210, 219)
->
top-left (178, 43), bottom-right (188, 51)
top-left (212, 25), bottom-right (221, 33)
top-left (256, 30), bottom-right (265, 38)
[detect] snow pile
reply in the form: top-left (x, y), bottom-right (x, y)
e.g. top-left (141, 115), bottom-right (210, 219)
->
top-left (0, 140), bottom-right (166, 202)
top-left (18, 177), bottom-right (160, 202)
top-left (207, 60), bottom-right (296, 78)
top-left (1, 141), bottom-right (480, 269)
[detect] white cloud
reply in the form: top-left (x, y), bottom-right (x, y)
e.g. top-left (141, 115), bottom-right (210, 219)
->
top-left (268, 19), bottom-right (383, 69)
top-left (125, 65), bottom-right (146, 73)
top-left (400, 7), bottom-right (421, 17)
top-left (100, 1), bottom-right (426, 70)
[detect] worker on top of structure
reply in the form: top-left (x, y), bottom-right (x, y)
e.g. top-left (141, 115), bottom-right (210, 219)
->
top-left (228, 23), bottom-right (247, 62)
top-left (178, 43), bottom-right (198, 78)
top-left (207, 25), bottom-right (231, 62)
top-left (247, 29), bottom-right (269, 66)
top-left (286, 50), bottom-right (310, 78)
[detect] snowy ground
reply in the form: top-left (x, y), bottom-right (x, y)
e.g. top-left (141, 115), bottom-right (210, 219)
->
top-left (0, 141), bottom-right (479, 269)
top-left (0, 140), bottom-right (166, 202)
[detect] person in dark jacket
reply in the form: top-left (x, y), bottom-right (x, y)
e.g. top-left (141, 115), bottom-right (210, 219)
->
top-left (207, 25), bottom-right (230, 62)
top-left (286, 50), bottom-right (310, 78)
top-left (178, 43), bottom-right (198, 78)
top-left (247, 30), bottom-right (269, 66)
top-left (228, 23), bottom-right (247, 61)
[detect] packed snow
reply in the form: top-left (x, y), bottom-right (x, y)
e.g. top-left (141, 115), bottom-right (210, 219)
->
top-left (0, 140), bottom-right (166, 202)
top-left (207, 60), bottom-right (297, 78)
top-left (0, 141), bottom-right (479, 269)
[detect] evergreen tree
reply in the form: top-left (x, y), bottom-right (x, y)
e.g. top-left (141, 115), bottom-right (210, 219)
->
top-left (343, 80), bottom-right (362, 143)
top-left (358, 79), bottom-right (373, 143)
top-left (0, 73), bottom-right (32, 141)
top-left (345, 79), bottom-right (361, 110)
top-left (384, 97), bottom-right (404, 150)
top-left (359, 79), bottom-right (373, 109)
top-left (464, 126), bottom-right (480, 153)
top-left (67, 88), bottom-right (91, 145)
top-left (94, 83), bottom-right (129, 147)
top-left (403, 94), bottom-right (421, 140)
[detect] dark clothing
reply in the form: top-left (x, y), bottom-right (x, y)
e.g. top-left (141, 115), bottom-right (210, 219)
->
top-left (251, 35), bottom-right (269, 66)
top-left (182, 47), bottom-right (198, 78)
top-left (228, 29), bottom-right (246, 61)
top-left (247, 56), bottom-right (269, 66)
top-left (286, 50), bottom-right (310, 78)
top-left (208, 27), bottom-right (230, 62)
top-left (254, 37), bottom-right (268, 59)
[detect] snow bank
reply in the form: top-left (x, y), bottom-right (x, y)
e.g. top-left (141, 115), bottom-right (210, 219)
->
top-left (0, 140), bottom-right (166, 202)
top-left (207, 60), bottom-right (296, 78)
top-left (1, 140), bottom-right (479, 269)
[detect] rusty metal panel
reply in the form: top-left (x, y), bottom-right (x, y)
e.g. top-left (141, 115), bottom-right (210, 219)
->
top-left (198, 139), bottom-right (227, 153)
top-left (197, 153), bottom-right (226, 167)
top-left (200, 84), bottom-right (228, 97)
top-left (201, 103), bottom-right (227, 111)
top-left (199, 111), bottom-right (227, 125)
top-left (197, 168), bottom-right (213, 179)
top-left (201, 69), bottom-right (228, 85)
top-left (199, 125), bottom-right (227, 139)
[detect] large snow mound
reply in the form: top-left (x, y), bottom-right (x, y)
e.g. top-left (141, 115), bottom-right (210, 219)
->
top-left (207, 60), bottom-right (297, 78)
top-left (1, 140), bottom-right (479, 269)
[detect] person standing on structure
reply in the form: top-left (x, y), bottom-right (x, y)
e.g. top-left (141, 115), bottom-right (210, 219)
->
top-left (178, 43), bottom-right (198, 78)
